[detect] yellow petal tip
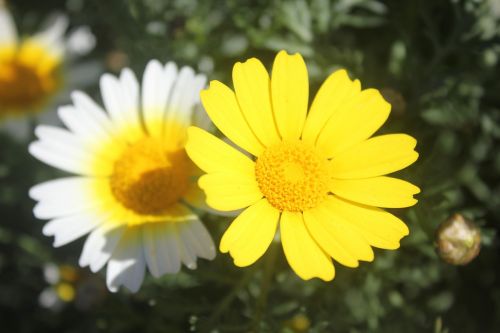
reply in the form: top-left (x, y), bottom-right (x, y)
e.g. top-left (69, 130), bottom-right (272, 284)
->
top-left (233, 258), bottom-right (251, 267)
top-left (219, 241), bottom-right (229, 253)
top-left (319, 271), bottom-right (335, 282)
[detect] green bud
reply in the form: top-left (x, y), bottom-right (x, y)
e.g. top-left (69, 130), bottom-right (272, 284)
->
top-left (436, 214), bottom-right (481, 265)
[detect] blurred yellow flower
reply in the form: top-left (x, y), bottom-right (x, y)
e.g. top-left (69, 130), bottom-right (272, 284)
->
top-left (186, 50), bottom-right (420, 281)
top-left (0, 6), bottom-right (67, 118)
top-left (55, 282), bottom-right (76, 302)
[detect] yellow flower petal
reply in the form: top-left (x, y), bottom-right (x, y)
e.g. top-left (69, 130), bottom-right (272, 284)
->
top-left (232, 58), bottom-right (281, 146)
top-left (302, 69), bottom-right (361, 144)
top-left (185, 126), bottom-right (255, 174)
top-left (182, 168), bottom-right (207, 210)
top-left (303, 202), bottom-right (373, 267)
top-left (330, 176), bottom-right (420, 208)
top-left (220, 199), bottom-right (280, 267)
top-left (316, 88), bottom-right (391, 158)
top-left (325, 196), bottom-right (409, 249)
top-left (330, 134), bottom-right (419, 179)
top-left (198, 172), bottom-right (263, 211)
top-left (271, 51), bottom-right (309, 141)
top-left (280, 211), bottom-right (335, 281)
top-left (200, 81), bottom-right (264, 156)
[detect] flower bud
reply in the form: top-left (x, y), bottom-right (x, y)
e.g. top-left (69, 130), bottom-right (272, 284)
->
top-left (285, 313), bottom-right (311, 332)
top-left (106, 50), bottom-right (129, 73)
top-left (436, 214), bottom-right (481, 265)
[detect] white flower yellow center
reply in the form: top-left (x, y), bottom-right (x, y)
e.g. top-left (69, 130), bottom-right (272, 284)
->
top-left (110, 137), bottom-right (191, 215)
top-left (255, 141), bottom-right (330, 212)
top-left (0, 43), bottom-right (61, 112)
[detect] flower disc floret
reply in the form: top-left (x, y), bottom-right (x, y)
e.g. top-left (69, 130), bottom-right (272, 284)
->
top-left (0, 49), bottom-right (60, 111)
top-left (255, 141), bottom-right (330, 212)
top-left (110, 137), bottom-right (191, 215)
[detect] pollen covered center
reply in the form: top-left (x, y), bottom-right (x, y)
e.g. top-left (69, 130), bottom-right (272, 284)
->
top-left (255, 141), bottom-right (330, 212)
top-left (110, 137), bottom-right (191, 215)
top-left (0, 43), bottom-right (61, 112)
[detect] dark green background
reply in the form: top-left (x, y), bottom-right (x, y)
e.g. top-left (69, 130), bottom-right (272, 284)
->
top-left (1, 0), bottom-right (499, 332)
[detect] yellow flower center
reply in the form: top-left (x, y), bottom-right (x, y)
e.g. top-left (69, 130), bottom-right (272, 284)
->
top-left (110, 137), bottom-right (191, 215)
top-left (0, 43), bottom-right (61, 113)
top-left (255, 141), bottom-right (330, 212)
top-left (56, 282), bottom-right (76, 302)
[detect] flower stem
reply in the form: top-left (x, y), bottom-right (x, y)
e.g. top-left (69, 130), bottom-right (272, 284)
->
top-left (253, 242), bottom-right (279, 332)
top-left (202, 268), bottom-right (254, 332)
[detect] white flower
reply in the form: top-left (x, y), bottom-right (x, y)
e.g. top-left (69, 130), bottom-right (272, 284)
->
top-left (29, 60), bottom-right (216, 292)
top-left (0, 6), bottom-right (98, 140)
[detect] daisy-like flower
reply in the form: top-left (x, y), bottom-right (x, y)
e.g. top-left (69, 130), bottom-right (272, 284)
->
top-left (29, 60), bottom-right (216, 292)
top-left (0, 5), bottom-right (97, 139)
top-left (186, 50), bottom-right (420, 281)
top-left (0, 6), bottom-right (67, 116)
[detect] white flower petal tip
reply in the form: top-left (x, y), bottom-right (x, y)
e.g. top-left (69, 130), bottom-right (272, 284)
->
top-left (35, 13), bottom-right (69, 45)
top-left (185, 262), bottom-right (197, 270)
top-left (42, 214), bottom-right (101, 248)
top-left (101, 220), bottom-right (216, 293)
top-left (106, 231), bottom-right (146, 293)
top-left (142, 221), bottom-right (216, 279)
top-left (66, 26), bottom-right (96, 56)
top-left (79, 226), bottom-right (125, 273)
top-left (0, 6), bottom-right (18, 45)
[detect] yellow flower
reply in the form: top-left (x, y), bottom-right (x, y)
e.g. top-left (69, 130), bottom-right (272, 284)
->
top-left (55, 282), bottom-right (76, 302)
top-left (0, 6), bottom-right (66, 118)
top-left (186, 50), bottom-right (420, 281)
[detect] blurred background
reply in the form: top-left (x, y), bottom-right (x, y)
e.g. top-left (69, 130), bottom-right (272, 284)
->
top-left (1, 0), bottom-right (500, 332)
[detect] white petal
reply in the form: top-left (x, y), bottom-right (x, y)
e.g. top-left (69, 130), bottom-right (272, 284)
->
top-left (165, 67), bottom-right (205, 127)
top-left (42, 212), bottom-right (104, 247)
top-left (79, 225), bottom-right (125, 272)
top-left (58, 105), bottom-right (86, 135)
top-left (58, 104), bottom-right (114, 145)
top-left (141, 59), bottom-right (165, 136)
top-left (141, 60), bottom-right (163, 113)
top-left (178, 219), bottom-right (216, 261)
top-left (120, 68), bottom-right (139, 109)
top-left (34, 125), bottom-right (92, 159)
top-left (29, 141), bottom-right (89, 175)
top-left (118, 68), bottom-right (142, 133)
top-left (142, 60), bottom-right (178, 137)
top-left (100, 73), bottom-right (142, 141)
top-left (71, 91), bottom-right (115, 134)
top-left (99, 75), bottom-right (126, 127)
top-left (66, 26), bottom-right (96, 56)
top-left (39, 288), bottom-right (59, 309)
top-left (143, 223), bottom-right (182, 277)
top-left (30, 125), bottom-right (106, 176)
top-left (30, 178), bottom-right (117, 223)
top-left (0, 7), bottom-right (17, 45)
top-left (32, 14), bottom-right (68, 48)
top-left (30, 177), bottom-right (91, 201)
top-left (33, 200), bottom-right (95, 219)
top-left (35, 124), bottom-right (81, 142)
top-left (175, 223), bottom-right (197, 270)
top-left (106, 229), bottom-right (146, 293)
